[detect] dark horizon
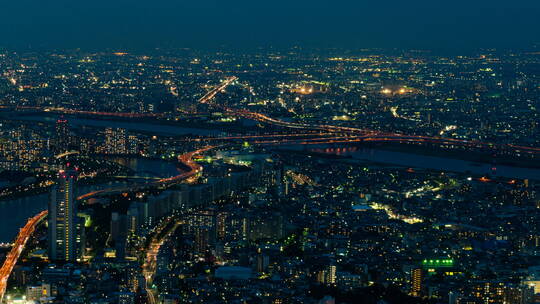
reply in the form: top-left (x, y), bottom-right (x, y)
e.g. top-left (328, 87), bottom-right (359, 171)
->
top-left (1, 0), bottom-right (539, 51)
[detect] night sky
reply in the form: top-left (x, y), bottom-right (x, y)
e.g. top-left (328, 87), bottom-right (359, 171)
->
top-left (1, 0), bottom-right (539, 50)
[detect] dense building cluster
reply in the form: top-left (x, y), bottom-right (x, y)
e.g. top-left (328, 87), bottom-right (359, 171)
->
top-left (0, 48), bottom-right (539, 304)
top-left (1, 49), bottom-right (538, 146)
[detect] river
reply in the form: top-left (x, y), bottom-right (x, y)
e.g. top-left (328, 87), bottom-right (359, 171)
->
top-left (308, 146), bottom-right (540, 180)
top-left (0, 157), bottom-right (180, 243)
top-left (10, 115), bottom-right (221, 136)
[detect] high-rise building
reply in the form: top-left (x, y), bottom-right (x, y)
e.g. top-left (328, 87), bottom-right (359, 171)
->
top-left (194, 226), bottom-right (211, 256)
top-left (317, 263), bottom-right (337, 286)
top-left (55, 118), bottom-right (70, 153)
top-left (448, 291), bottom-right (460, 304)
top-left (104, 127), bottom-right (128, 154)
top-left (111, 212), bottom-right (128, 260)
top-left (468, 282), bottom-right (534, 304)
top-left (26, 284), bottom-right (52, 301)
top-left (48, 169), bottom-right (82, 262)
top-left (116, 291), bottom-right (136, 304)
top-left (256, 253), bottom-right (270, 273)
top-left (410, 268), bottom-right (423, 297)
top-left (127, 135), bottom-right (140, 155)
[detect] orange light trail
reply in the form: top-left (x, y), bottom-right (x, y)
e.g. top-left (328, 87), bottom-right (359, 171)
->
top-left (0, 211), bottom-right (47, 303)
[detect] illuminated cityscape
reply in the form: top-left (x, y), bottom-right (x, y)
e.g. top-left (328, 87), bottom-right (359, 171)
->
top-left (0, 1), bottom-right (539, 304)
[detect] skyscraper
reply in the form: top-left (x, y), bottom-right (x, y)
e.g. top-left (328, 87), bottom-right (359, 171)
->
top-left (410, 268), bottom-right (423, 297)
top-left (317, 263), bottom-right (337, 286)
top-left (55, 118), bottom-right (69, 153)
top-left (48, 169), bottom-right (81, 262)
top-left (104, 127), bottom-right (127, 154)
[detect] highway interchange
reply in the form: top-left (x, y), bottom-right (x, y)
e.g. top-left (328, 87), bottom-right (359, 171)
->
top-left (1, 77), bottom-right (539, 303)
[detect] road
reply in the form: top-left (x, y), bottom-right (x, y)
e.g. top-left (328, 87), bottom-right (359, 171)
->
top-left (199, 77), bottom-right (238, 104)
top-left (0, 145), bottom-right (215, 303)
top-left (81, 128), bottom-right (524, 202)
top-left (142, 219), bottom-right (182, 304)
top-left (249, 134), bottom-right (540, 154)
top-left (198, 77), bottom-right (540, 156)
top-left (5, 77), bottom-right (536, 156)
top-left (77, 146), bottom-right (216, 201)
top-left (1, 77), bottom-right (539, 303)
top-left (234, 109), bottom-right (540, 155)
top-left (0, 211), bottom-right (47, 303)
top-left (0, 105), bottom-right (160, 118)
top-left (0, 79), bottom-right (234, 302)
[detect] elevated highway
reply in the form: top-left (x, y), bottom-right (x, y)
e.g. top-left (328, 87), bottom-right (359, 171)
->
top-left (0, 211), bottom-right (47, 303)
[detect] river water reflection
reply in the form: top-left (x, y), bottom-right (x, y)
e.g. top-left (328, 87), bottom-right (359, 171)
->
top-left (308, 146), bottom-right (540, 180)
top-left (0, 156), bottom-right (179, 243)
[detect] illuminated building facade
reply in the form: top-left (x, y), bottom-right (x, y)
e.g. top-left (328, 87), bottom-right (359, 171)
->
top-left (47, 170), bottom-right (81, 262)
top-left (317, 264), bottom-right (337, 286)
top-left (410, 268), bottom-right (423, 297)
top-left (104, 127), bottom-right (128, 154)
top-left (55, 119), bottom-right (70, 153)
top-left (467, 282), bottom-right (534, 304)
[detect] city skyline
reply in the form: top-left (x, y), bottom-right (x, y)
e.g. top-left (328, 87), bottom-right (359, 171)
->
top-left (0, 3), bottom-right (539, 304)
